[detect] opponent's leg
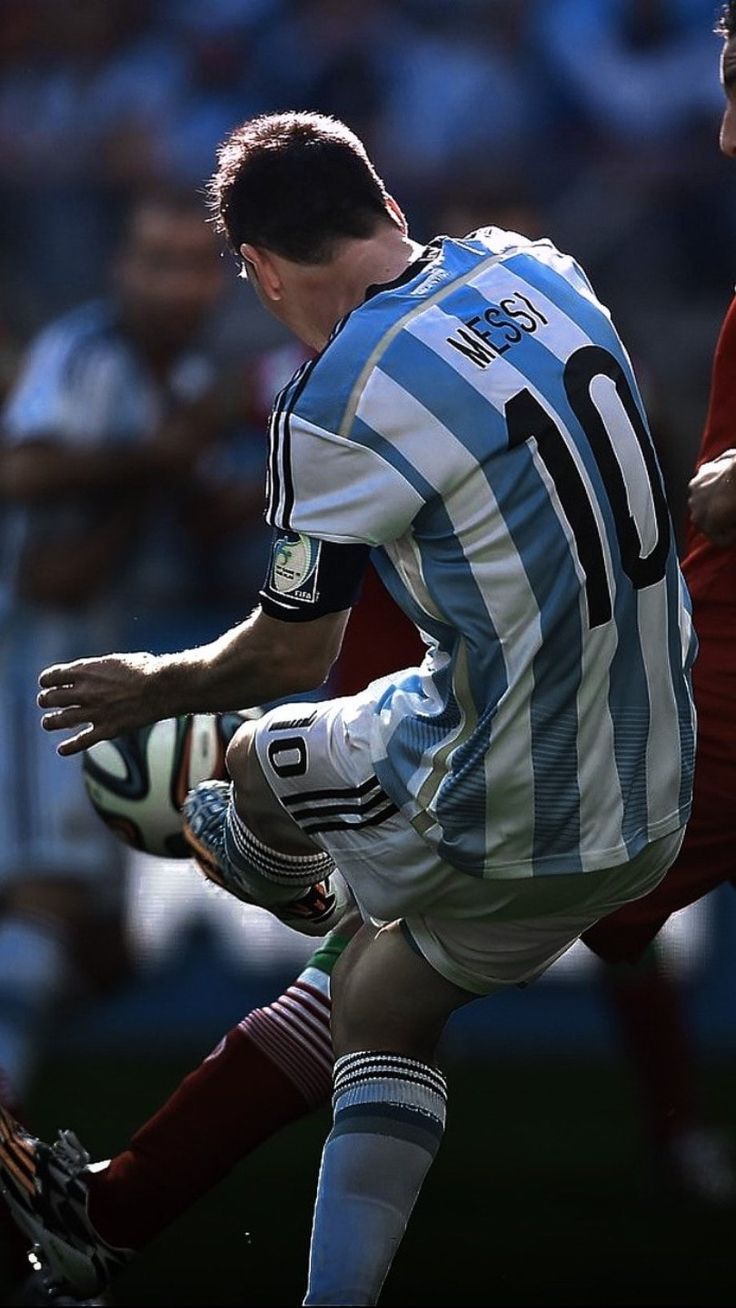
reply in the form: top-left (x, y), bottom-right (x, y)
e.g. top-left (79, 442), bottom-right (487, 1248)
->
top-left (304, 922), bottom-right (473, 1307)
top-left (602, 943), bottom-right (736, 1203)
top-left (85, 925), bottom-right (353, 1249)
top-left (582, 770), bottom-right (736, 1205)
top-left (0, 923), bottom-right (358, 1297)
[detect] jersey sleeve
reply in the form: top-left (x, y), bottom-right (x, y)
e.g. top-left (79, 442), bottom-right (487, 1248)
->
top-left (2, 324), bottom-right (80, 444)
top-left (259, 528), bottom-right (371, 622)
top-left (266, 409), bottom-right (426, 546)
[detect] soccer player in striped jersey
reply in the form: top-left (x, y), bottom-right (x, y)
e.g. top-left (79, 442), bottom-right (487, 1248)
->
top-left (35, 113), bottom-right (694, 1303)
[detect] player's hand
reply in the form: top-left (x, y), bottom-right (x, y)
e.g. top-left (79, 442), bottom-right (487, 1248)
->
top-left (37, 653), bottom-right (162, 756)
top-left (688, 449), bottom-right (736, 548)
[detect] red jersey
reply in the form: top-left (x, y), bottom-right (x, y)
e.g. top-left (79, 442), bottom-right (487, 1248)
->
top-left (681, 296), bottom-right (736, 607)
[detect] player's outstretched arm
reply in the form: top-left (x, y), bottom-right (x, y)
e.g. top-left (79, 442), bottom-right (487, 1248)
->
top-left (37, 606), bottom-right (351, 756)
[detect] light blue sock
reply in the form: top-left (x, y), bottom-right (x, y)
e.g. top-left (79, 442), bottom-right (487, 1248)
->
top-left (304, 1051), bottom-right (447, 1306)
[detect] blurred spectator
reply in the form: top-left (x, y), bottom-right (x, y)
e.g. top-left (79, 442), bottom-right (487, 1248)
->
top-left (377, 1), bottom-right (535, 225)
top-left (109, 3), bottom-right (282, 192)
top-left (0, 0), bottom-right (731, 396)
top-left (252, 0), bottom-right (408, 151)
top-left (0, 189), bottom-right (266, 1117)
top-left (162, 0), bottom-right (282, 35)
top-left (534, 0), bottom-right (728, 293)
top-left (0, 0), bottom-right (159, 319)
top-left (435, 177), bottom-right (546, 244)
top-left (537, 0), bottom-right (721, 146)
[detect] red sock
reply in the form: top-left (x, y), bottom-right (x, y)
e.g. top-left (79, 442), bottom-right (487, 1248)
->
top-left (603, 953), bottom-right (697, 1148)
top-left (0, 1097), bottom-right (39, 1282)
top-left (87, 974), bottom-right (334, 1249)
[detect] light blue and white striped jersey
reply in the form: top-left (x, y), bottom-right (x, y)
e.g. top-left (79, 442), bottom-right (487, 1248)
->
top-left (266, 228), bottom-right (696, 879)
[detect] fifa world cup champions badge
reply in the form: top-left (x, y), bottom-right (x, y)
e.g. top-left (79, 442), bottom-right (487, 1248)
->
top-left (269, 531), bottom-right (322, 605)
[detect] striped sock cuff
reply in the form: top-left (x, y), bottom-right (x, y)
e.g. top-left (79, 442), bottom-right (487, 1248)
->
top-left (333, 1052), bottom-right (448, 1104)
top-left (225, 798), bottom-right (334, 888)
top-left (331, 1052), bottom-right (447, 1157)
top-left (239, 969), bottom-right (333, 1108)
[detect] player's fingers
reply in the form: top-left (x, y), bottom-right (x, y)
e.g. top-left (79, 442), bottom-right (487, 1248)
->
top-left (40, 707), bottom-right (93, 732)
top-left (37, 687), bottom-right (82, 709)
top-left (56, 725), bottom-right (101, 758)
top-left (39, 665), bottom-right (75, 689)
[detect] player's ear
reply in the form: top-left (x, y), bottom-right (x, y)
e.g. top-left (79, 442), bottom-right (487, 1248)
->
top-left (386, 196), bottom-right (408, 235)
top-left (240, 243), bottom-right (283, 302)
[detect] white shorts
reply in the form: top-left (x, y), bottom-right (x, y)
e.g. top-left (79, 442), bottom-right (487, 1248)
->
top-left (253, 697), bottom-right (684, 995)
top-left (0, 608), bottom-right (124, 897)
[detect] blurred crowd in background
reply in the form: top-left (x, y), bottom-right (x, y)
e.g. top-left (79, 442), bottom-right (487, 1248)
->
top-left (0, 9), bottom-right (734, 1302)
top-left (0, 0), bottom-right (731, 475)
top-left (0, 0), bottom-right (734, 1169)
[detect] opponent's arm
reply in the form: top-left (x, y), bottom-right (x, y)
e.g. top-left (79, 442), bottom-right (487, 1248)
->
top-left (37, 605), bottom-right (351, 756)
top-left (688, 448), bottom-right (736, 547)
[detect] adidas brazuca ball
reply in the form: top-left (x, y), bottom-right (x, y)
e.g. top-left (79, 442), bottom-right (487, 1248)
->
top-left (82, 711), bottom-right (257, 858)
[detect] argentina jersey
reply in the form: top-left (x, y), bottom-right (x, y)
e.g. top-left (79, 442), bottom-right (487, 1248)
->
top-left (265, 228), bottom-right (696, 880)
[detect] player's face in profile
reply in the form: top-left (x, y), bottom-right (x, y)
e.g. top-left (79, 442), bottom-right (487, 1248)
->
top-left (719, 37), bottom-right (736, 158)
top-left (117, 205), bottom-right (225, 343)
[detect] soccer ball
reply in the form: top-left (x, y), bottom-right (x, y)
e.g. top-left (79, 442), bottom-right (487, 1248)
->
top-left (82, 711), bottom-right (258, 858)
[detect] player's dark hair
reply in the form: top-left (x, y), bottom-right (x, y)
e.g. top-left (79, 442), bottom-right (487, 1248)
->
top-left (207, 111), bottom-right (393, 265)
top-left (717, 2), bottom-right (736, 37)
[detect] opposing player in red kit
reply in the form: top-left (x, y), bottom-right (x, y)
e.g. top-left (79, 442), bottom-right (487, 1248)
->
top-left (578, 3), bottom-right (736, 1191)
top-left (583, 1), bottom-right (736, 965)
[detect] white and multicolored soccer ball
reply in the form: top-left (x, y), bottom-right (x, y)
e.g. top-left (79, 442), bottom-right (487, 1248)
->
top-left (82, 711), bottom-right (256, 858)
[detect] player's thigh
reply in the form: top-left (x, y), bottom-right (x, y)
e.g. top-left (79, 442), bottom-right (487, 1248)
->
top-left (330, 920), bottom-right (473, 1062)
top-left (249, 696), bottom-right (451, 923)
top-left (226, 715), bottom-right (324, 856)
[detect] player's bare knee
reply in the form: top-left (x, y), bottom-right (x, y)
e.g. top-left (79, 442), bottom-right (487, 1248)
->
top-left (226, 719), bottom-right (319, 855)
top-left (330, 923), bottom-right (444, 1063)
top-left (225, 720), bottom-right (258, 788)
top-left (333, 920), bottom-right (471, 1062)
top-left (226, 724), bottom-right (271, 831)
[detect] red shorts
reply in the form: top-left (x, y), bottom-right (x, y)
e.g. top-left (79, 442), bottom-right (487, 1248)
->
top-left (583, 603), bottom-right (736, 963)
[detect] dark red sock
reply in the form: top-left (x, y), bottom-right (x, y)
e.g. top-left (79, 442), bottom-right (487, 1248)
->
top-left (603, 955), bottom-right (697, 1148)
top-left (0, 1098), bottom-right (41, 1282)
top-left (87, 1023), bottom-right (323, 1249)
